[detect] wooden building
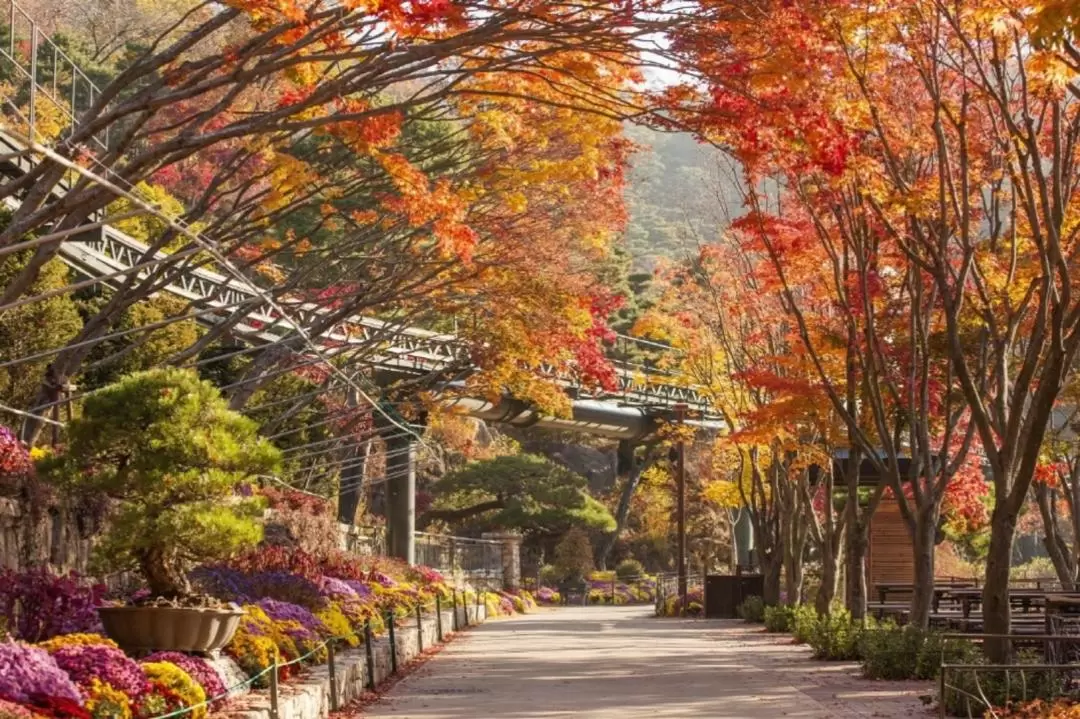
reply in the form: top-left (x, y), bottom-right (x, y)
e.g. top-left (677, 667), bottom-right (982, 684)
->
top-left (812, 450), bottom-right (917, 588)
top-left (867, 495), bottom-right (914, 587)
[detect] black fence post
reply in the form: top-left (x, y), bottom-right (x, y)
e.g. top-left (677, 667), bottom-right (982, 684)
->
top-left (416, 604), bottom-right (424, 652)
top-left (364, 618), bottom-right (376, 690)
top-left (452, 590), bottom-right (459, 631)
top-left (436, 594), bottom-right (444, 641)
top-left (387, 610), bottom-right (398, 674)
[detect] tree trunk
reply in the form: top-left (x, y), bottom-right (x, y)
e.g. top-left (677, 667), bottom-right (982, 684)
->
top-left (909, 507), bottom-right (937, 629)
top-left (139, 547), bottom-right (191, 598)
top-left (845, 522), bottom-right (869, 620)
top-left (816, 527), bottom-right (843, 616)
top-left (763, 549), bottom-right (783, 605)
top-left (1035, 483), bottom-right (1077, 590)
top-left (982, 505), bottom-right (1016, 662)
top-left (598, 448), bottom-right (656, 568)
top-left (729, 509), bottom-right (740, 574)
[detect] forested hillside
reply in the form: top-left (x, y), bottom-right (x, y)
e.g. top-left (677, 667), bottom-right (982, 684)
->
top-left (623, 125), bottom-right (743, 271)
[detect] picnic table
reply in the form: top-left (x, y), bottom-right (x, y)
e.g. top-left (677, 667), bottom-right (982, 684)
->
top-left (875, 581), bottom-right (976, 605)
top-left (871, 581), bottom-right (976, 617)
top-left (943, 587), bottom-right (1050, 621)
top-left (1044, 594), bottom-right (1080, 634)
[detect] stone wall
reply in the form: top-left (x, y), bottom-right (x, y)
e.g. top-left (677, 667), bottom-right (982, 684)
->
top-left (220, 604), bottom-right (488, 719)
top-left (0, 497), bottom-right (95, 572)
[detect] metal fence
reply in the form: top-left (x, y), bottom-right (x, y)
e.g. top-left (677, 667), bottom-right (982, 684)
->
top-left (938, 633), bottom-right (1080, 718)
top-left (342, 524), bottom-right (386, 556)
top-left (0, 0), bottom-right (108, 148)
top-left (413, 532), bottom-right (503, 587)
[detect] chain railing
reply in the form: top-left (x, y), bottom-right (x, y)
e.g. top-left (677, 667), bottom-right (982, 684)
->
top-left (139, 590), bottom-right (487, 719)
top-left (0, 0), bottom-right (107, 149)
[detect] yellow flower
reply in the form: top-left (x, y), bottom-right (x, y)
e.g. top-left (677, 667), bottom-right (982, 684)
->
top-left (38, 634), bottom-right (119, 652)
top-left (142, 662), bottom-right (207, 719)
top-left (315, 603), bottom-right (358, 647)
top-left (86, 679), bottom-right (132, 719)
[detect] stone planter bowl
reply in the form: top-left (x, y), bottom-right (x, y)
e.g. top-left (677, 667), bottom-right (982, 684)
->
top-left (98, 605), bottom-right (246, 653)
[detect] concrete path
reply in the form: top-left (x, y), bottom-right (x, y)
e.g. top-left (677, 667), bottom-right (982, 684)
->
top-left (360, 606), bottom-right (933, 718)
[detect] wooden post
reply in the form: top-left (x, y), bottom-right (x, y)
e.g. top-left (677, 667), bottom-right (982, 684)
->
top-left (327, 641), bottom-right (339, 711)
top-left (436, 594), bottom-right (444, 641)
top-left (416, 604), bottom-right (424, 652)
top-left (268, 661), bottom-right (280, 719)
top-left (387, 610), bottom-right (398, 674)
top-left (364, 619), bottom-right (375, 690)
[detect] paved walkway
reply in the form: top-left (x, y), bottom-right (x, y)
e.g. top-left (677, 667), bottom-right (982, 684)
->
top-left (360, 606), bottom-right (933, 718)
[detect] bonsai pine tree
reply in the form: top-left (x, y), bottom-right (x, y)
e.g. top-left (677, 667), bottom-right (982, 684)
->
top-left (422, 454), bottom-right (615, 537)
top-left (48, 368), bottom-right (280, 599)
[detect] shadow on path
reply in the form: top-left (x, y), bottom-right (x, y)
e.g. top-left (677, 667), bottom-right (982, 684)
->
top-left (359, 606), bottom-right (932, 719)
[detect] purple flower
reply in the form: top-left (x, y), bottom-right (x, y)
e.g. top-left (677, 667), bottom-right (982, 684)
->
top-left (343, 580), bottom-right (373, 598)
top-left (370, 572), bottom-right (396, 588)
top-left (246, 572), bottom-right (325, 609)
top-left (0, 569), bottom-right (104, 642)
top-left (190, 566), bottom-right (254, 602)
top-left (0, 642), bottom-right (83, 704)
top-left (49, 644), bottom-right (149, 697)
top-left (256, 600), bottom-right (325, 637)
top-left (144, 653), bottom-right (226, 703)
top-left (318, 577), bottom-right (356, 599)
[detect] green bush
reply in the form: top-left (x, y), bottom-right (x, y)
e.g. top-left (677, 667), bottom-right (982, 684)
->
top-left (738, 596), bottom-right (765, 623)
top-left (764, 605), bottom-right (796, 633)
top-left (807, 608), bottom-right (867, 660)
top-left (861, 626), bottom-right (977, 681)
top-left (539, 564), bottom-right (560, 586)
top-left (615, 558), bottom-right (645, 582)
top-left (860, 624), bottom-right (919, 680)
top-left (917, 633), bottom-right (977, 682)
top-left (791, 605), bottom-right (820, 644)
top-left (942, 651), bottom-right (1063, 716)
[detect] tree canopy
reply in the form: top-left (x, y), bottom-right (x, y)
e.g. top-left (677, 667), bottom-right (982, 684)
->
top-left (423, 454), bottom-right (615, 537)
top-left (43, 367), bottom-right (280, 597)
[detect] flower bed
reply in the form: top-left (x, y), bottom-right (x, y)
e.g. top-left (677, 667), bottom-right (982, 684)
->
top-left (656, 588), bottom-right (704, 617)
top-left (0, 547), bottom-right (529, 719)
top-left (532, 571), bottom-right (656, 606)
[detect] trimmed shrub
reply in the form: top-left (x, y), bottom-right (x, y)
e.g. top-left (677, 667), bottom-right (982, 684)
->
top-left (738, 596), bottom-right (765, 623)
top-left (807, 608), bottom-right (866, 660)
top-left (790, 605), bottom-right (819, 645)
top-left (615, 559), bottom-right (645, 582)
top-left (860, 624), bottom-right (918, 680)
top-left (861, 626), bottom-right (976, 681)
top-left (764, 605), bottom-right (796, 633)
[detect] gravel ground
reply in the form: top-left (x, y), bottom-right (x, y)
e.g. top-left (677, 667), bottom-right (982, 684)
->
top-left (358, 606), bottom-right (934, 718)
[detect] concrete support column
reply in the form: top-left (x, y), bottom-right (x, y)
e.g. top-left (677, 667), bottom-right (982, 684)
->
top-left (386, 433), bottom-right (416, 565)
top-left (483, 531), bottom-right (523, 590)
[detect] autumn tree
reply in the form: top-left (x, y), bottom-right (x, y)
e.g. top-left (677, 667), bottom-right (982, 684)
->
top-left (1, 0), bottom-right (683, 451)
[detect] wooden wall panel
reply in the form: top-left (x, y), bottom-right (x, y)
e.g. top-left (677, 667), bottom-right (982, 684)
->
top-left (868, 496), bottom-right (914, 587)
